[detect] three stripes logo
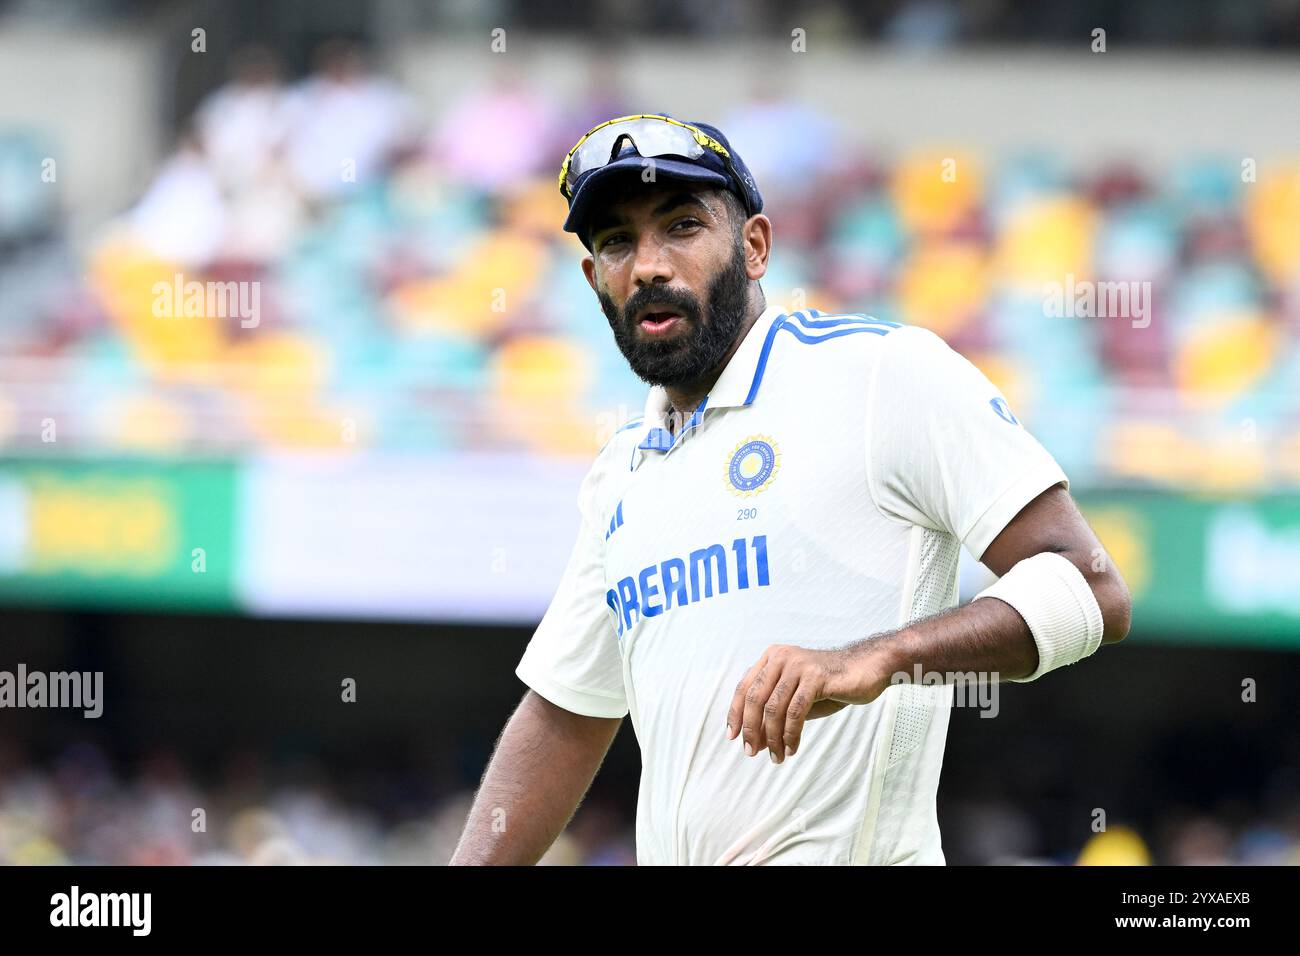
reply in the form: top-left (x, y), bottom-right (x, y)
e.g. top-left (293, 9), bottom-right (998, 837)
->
top-left (605, 500), bottom-right (625, 541)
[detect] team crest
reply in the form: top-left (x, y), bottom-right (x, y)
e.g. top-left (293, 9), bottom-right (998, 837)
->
top-left (726, 436), bottom-right (780, 497)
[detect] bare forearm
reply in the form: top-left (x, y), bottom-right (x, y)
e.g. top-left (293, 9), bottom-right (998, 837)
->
top-left (848, 542), bottom-right (1129, 689)
top-left (851, 594), bottom-right (1038, 686)
top-left (450, 690), bottom-right (621, 865)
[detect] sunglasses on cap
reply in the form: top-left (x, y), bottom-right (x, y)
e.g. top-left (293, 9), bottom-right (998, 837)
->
top-left (558, 114), bottom-right (744, 202)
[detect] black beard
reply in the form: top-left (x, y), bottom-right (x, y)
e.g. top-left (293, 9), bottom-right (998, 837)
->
top-left (598, 242), bottom-right (751, 388)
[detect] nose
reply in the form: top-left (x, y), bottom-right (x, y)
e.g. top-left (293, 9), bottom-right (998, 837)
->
top-left (630, 233), bottom-right (674, 290)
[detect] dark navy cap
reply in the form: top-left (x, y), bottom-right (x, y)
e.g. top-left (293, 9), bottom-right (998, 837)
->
top-left (560, 115), bottom-right (763, 250)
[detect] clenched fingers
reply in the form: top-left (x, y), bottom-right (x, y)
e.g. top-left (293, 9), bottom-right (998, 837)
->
top-left (727, 645), bottom-right (831, 763)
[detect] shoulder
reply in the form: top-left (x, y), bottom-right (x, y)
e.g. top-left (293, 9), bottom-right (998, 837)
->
top-left (577, 413), bottom-right (644, 514)
top-left (872, 323), bottom-right (968, 375)
top-left (775, 310), bottom-right (905, 362)
top-left (765, 309), bottom-right (910, 390)
top-left (598, 414), bottom-right (646, 462)
top-left (782, 309), bottom-right (903, 338)
top-left (871, 324), bottom-right (995, 396)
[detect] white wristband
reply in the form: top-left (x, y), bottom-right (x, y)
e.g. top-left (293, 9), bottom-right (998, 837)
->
top-left (974, 551), bottom-right (1104, 682)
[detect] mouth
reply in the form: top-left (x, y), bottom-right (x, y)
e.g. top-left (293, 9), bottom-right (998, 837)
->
top-left (636, 308), bottom-right (685, 335)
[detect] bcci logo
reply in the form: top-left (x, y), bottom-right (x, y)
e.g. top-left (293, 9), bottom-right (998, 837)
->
top-left (727, 436), bottom-right (780, 497)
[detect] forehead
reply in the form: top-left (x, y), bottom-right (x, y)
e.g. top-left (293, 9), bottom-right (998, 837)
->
top-left (589, 182), bottom-right (722, 233)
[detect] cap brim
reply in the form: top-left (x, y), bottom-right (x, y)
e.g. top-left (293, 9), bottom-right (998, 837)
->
top-left (563, 157), bottom-right (733, 236)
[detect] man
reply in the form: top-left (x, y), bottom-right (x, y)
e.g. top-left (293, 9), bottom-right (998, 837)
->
top-left (451, 114), bottom-right (1131, 866)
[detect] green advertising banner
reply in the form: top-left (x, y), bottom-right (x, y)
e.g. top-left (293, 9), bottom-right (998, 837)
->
top-left (0, 454), bottom-right (1295, 649)
top-left (1076, 492), bottom-right (1300, 649)
top-left (0, 458), bottom-right (238, 612)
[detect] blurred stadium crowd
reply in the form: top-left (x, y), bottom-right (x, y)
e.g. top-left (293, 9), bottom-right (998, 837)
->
top-left (2, 41), bottom-right (1299, 486)
top-left (0, 740), bottom-right (638, 865)
top-left (2, 740), bottom-right (1297, 865)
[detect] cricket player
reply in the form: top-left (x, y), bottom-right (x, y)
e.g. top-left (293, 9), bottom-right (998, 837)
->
top-left (451, 114), bottom-right (1131, 865)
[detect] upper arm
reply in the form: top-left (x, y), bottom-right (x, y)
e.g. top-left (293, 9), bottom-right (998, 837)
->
top-left (981, 484), bottom-right (1133, 645)
top-left (524, 688), bottom-right (624, 743)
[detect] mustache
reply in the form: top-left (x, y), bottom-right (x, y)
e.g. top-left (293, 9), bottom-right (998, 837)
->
top-left (620, 287), bottom-right (701, 326)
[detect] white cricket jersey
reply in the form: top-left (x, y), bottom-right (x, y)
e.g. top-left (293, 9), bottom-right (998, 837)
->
top-left (516, 304), bottom-right (1068, 865)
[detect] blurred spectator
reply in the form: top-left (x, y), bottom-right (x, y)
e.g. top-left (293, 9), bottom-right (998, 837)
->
top-left (721, 85), bottom-right (849, 196)
top-left (280, 40), bottom-right (418, 200)
top-left (126, 127), bottom-right (226, 266)
top-left (195, 47), bottom-right (290, 191)
top-left (429, 65), bottom-right (563, 193)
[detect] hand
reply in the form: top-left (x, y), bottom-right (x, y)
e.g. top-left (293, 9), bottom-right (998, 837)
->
top-left (724, 642), bottom-right (893, 763)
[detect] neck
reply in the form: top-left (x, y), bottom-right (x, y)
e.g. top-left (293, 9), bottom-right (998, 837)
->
top-left (663, 294), bottom-right (765, 423)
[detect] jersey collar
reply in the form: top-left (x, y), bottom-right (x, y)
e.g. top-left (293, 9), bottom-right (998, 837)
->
top-left (636, 302), bottom-right (787, 455)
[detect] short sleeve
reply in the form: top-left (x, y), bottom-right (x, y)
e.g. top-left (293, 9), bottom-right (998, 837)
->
top-left (515, 460), bottom-right (629, 719)
top-left (867, 326), bottom-right (1068, 561)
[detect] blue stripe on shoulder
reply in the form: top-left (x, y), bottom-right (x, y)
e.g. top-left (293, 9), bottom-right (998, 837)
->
top-left (799, 309), bottom-right (900, 329)
top-left (780, 323), bottom-right (891, 344)
top-left (743, 311), bottom-right (898, 405)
